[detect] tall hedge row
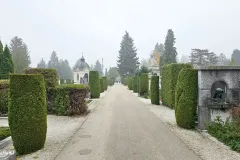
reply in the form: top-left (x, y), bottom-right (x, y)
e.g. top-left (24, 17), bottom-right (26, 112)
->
top-left (89, 71), bottom-right (100, 98)
top-left (140, 73), bottom-right (148, 96)
top-left (150, 76), bottom-right (160, 105)
top-left (161, 63), bottom-right (192, 108)
top-left (102, 76), bottom-right (108, 90)
top-left (24, 68), bottom-right (59, 90)
top-left (100, 78), bottom-right (104, 93)
top-left (133, 76), bottom-right (139, 93)
top-left (8, 74), bottom-right (47, 155)
top-left (127, 76), bottom-right (133, 90)
top-left (175, 69), bottom-right (198, 129)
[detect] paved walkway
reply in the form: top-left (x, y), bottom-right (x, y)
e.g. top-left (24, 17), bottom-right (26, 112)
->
top-left (56, 84), bottom-right (201, 160)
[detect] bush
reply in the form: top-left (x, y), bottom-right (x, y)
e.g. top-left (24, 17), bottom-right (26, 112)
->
top-left (108, 77), bottom-right (115, 86)
top-left (100, 78), bottom-right (104, 93)
top-left (133, 76), bottom-right (139, 93)
top-left (161, 63), bottom-right (192, 108)
top-left (207, 117), bottom-right (240, 152)
top-left (175, 69), bottom-right (197, 129)
top-left (50, 84), bottom-right (88, 115)
top-left (140, 73), bottom-right (148, 96)
top-left (0, 127), bottom-right (11, 140)
top-left (0, 80), bottom-right (9, 114)
top-left (150, 76), bottom-right (159, 105)
top-left (89, 71), bottom-right (100, 98)
top-left (123, 77), bottom-right (128, 86)
top-left (127, 76), bottom-right (133, 90)
top-left (8, 74), bottom-right (47, 155)
top-left (24, 68), bottom-right (59, 91)
top-left (66, 79), bottom-right (73, 84)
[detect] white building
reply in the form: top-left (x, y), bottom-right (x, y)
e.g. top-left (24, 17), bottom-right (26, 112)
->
top-left (73, 56), bottom-right (90, 84)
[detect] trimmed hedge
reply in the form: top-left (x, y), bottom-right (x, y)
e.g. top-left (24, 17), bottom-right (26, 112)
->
top-left (100, 78), bottom-right (104, 93)
top-left (8, 74), bottom-right (47, 155)
top-left (50, 84), bottom-right (88, 115)
top-left (133, 76), bottom-right (139, 93)
top-left (25, 68), bottom-right (59, 90)
top-left (175, 69), bottom-right (198, 129)
top-left (140, 73), bottom-right (148, 96)
top-left (60, 79), bottom-right (65, 84)
top-left (0, 80), bottom-right (9, 114)
top-left (161, 63), bottom-right (192, 108)
top-left (127, 76), bottom-right (133, 90)
top-left (102, 76), bottom-right (108, 90)
top-left (89, 71), bottom-right (100, 98)
top-left (108, 77), bottom-right (115, 86)
top-left (123, 77), bottom-right (128, 86)
top-left (150, 76), bottom-right (160, 105)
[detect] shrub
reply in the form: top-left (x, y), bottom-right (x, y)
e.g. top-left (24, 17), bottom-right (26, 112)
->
top-left (150, 76), bottom-right (159, 105)
top-left (100, 78), bottom-right (104, 93)
top-left (123, 77), bottom-right (128, 86)
top-left (0, 127), bottom-right (11, 140)
top-left (140, 73), bottom-right (148, 96)
top-left (89, 71), bottom-right (100, 98)
top-left (51, 84), bottom-right (88, 115)
top-left (0, 80), bottom-right (9, 114)
top-left (207, 117), bottom-right (240, 152)
top-left (24, 68), bottom-right (59, 90)
top-left (232, 107), bottom-right (240, 127)
top-left (127, 76), bottom-right (133, 90)
top-left (133, 76), bottom-right (139, 93)
top-left (8, 74), bottom-right (47, 155)
top-left (108, 77), bottom-right (114, 86)
top-left (175, 69), bottom-right (197, 129)
top-left (161, 63), bottom-right (192, 108)
top-left (66, 79), bottom-right (73, 84)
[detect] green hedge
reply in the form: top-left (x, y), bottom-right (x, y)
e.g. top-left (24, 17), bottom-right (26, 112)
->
top-left (108, 77), bottom-right (115, 86)
top-left (25, 68), bottom-right (59, 90)
top-left (123, 77), bottom-right (128, 86)
top-left (102, 76), bottom-right (108, 90)
top-left (100, 78), bottom-right (104, 93)
top-left (0, 80), bottom-right (9, 114)
top-left (66, 79), bottom-right (73, 84)
top-left (150, 76), bottom-right (160, 105)
top-left (60, 79), bottom-right (65, 84)
top-left (133, 76), bottom-right (139, 93)
top-left (127, 76), bottom-right (133, 90)
top-left (140, 73), bottom-right (148, 96)
top-left (8, 74), bottom-right (47, 155)
top-left (89, 71), bottom-right (100, 98)
top-left (50, 84), bottom-right (88, 115)
top-left (175, 69), bottom-right (197, 129)
top-left (161, 63), bottom-right (192, 108)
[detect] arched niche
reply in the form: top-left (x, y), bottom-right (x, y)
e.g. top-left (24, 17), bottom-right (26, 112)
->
top-left (211, 81), bottom-right (228, 102)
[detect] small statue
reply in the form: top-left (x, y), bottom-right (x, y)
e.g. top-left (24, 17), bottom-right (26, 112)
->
top-left (213, 88), bottom-right (224, 102)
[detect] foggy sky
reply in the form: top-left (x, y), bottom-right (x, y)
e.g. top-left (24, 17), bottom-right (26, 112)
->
top-left (1, 0), bottom-right (239, 69)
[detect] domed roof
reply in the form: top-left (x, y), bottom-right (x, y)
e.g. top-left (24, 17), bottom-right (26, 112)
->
top-left (73, 56), bottom-right (90, 71)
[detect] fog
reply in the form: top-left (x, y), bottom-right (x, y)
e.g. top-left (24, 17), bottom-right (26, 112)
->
top-left (1, 0), bottom-right (239, 69)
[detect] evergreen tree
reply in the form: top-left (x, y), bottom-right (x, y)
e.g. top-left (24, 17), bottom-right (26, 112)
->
top-left (37, 58), bottom-right (47, 68)
top-left (0, 45), bottom-right (14, 79)
top-left (94, 60), bottom-right (103, 76)
top-left (217, 53), bottom-right (229, 66)
top-left (231, 49), bottom-right (240, 65)
top-left (162, 29), bottom-right (177, 65)
top-left (0, 40), bottom-right (3, 52)
top-left (48, 51), bottom-right (59, 69)
top-left (9, 36), bottom-right (31, 73)
top-left (108, 67), bottom-right (119, 79)
top-left (117, 31), bottom-right (139, 76)
top-left (58, 59), bottom-right (72, 80)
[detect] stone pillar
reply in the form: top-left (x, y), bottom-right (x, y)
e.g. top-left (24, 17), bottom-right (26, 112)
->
top-left (198, 70), bottom-right (211, 130)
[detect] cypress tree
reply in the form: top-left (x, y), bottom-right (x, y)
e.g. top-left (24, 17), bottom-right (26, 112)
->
top-left (0, 40), bottom-right (3, 79)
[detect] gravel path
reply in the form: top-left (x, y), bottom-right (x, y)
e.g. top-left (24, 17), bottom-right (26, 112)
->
top-left (132, 91), bottom-right (240, 160)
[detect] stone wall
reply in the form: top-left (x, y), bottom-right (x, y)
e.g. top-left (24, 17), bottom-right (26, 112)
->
top-left (197, 66), bottom-right (240, 129)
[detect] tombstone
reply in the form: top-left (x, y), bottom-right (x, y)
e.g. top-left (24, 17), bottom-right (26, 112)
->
top-left (197, 66), bottom-right (240, 129)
